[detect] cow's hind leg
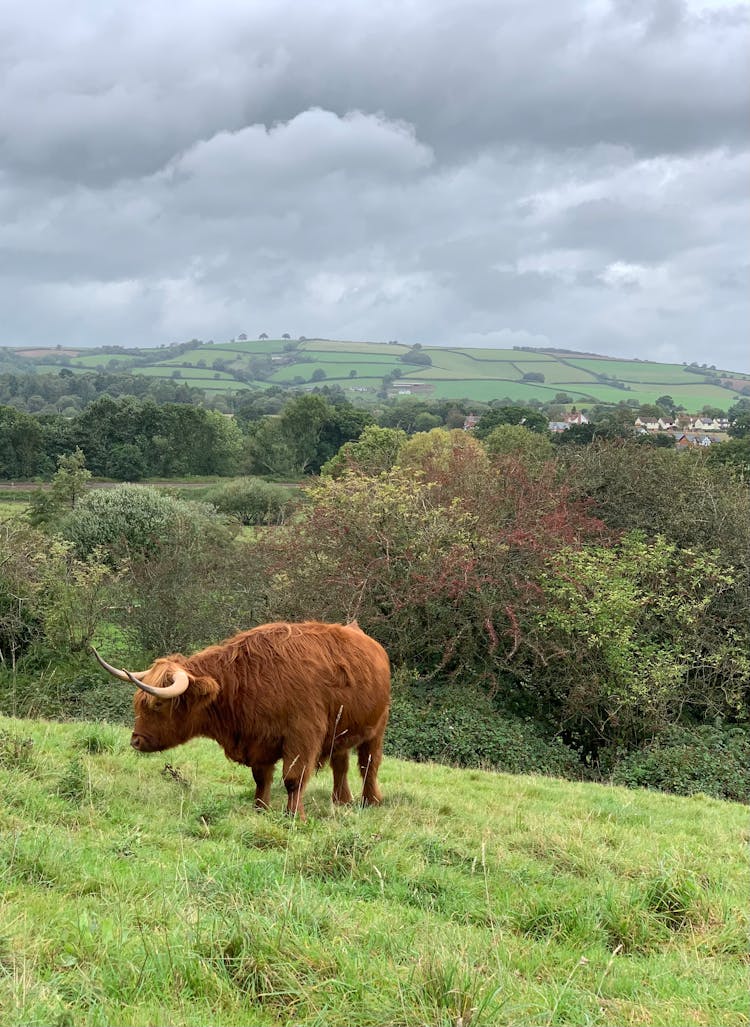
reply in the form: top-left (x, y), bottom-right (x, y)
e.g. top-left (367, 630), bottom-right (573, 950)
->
top-left (251, 764), bottom-right (275, 811)
top-left (331, 749), bottom-right (354, 805)
top-left (357, 734), bottom-right (384, 807)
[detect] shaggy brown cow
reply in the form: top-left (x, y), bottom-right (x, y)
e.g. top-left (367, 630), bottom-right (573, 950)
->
top-left (92, 620), bottom-right (390, 819)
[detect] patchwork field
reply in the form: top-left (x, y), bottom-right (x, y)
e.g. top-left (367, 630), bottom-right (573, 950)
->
top-left (0, 714), bottom-right (747, 1026)
top-left (5, 339), bottom-right (748, 410)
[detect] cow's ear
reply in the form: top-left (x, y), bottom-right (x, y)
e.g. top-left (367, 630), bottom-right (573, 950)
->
top-left (190, 674), bottom-right (220, 701)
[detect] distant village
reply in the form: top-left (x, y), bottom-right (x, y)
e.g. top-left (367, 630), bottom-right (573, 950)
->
top-left (547, 412), bottom-right (730, 447)
top-left (461, 411), bottom-right (732, 447)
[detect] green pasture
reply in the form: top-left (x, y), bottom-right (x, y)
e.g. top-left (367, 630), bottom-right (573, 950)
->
top-left (587, 383), bottom-right (744, 408)
top-left (420, 352), bottom-right (522, 378)
top-left (0, 714), bottom-right (746, 1027)
top-left (562, 359), bottom-right (709, 384)
top-left (300, 340), bottom-right (409, 355)
top-left (448, 348), bottom-right (545, 362)
top-left (222, 339), bottom-right (299, 354)
top-left (32, 359), bottom-right (136, 373)
top-left (0, 496), bottom-right (31, 519)
top-left (269, 361), bottom-right (400, 383)
top-left (299, 352), bottom-right (397, 366)
top-left (420, 379), bottom-right (580, 403)
top-left (511, 361), bottom-right (600, 384)
top-left (150, 348), bottom-right (241, 365)
top-left (67, 354), bottom-right (136, 368)
top-left (7, 341), bottom-right (748, 410)
top-left (128, 366), bottom-right (238, 381)
top-left (153, 378), bottom-right (252, 393)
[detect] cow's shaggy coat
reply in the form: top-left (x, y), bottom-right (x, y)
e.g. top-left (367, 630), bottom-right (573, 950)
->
top-left (111, 621), bottom-right (391, 819)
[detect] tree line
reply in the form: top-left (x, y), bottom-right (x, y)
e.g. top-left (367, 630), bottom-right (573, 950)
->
top-left (3, 378), bottom-right (750, 482)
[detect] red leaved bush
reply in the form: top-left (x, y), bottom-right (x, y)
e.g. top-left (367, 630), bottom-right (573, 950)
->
top-left (258, 443), bottom-right (607, 688)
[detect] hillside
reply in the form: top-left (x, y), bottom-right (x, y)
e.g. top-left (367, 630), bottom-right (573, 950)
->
top-left (6, 338), bottom-right (750, 409)
top-left (0, 715), bottom-right (746, 1026)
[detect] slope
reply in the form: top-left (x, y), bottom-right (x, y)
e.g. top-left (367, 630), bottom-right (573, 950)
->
top-left (0, 715), bottom-right (746, 1026)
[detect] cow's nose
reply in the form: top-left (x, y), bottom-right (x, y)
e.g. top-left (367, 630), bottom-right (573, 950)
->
top-left (130, 734), bottom-right (142, 750)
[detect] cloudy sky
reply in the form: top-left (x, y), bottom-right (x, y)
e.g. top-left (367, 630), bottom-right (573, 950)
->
top-left (2, 0), bottom-right (749, 370)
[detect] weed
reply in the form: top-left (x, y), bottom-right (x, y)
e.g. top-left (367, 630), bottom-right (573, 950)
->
top-left (0, 730), bottom-right (35, 771)
top-left (160, 762), bottom-right (191, 791)
top-left (56, 757), bottom-right (95, 804)
top-left (77, 724), bottom-right (122, 754)
top-left (641, 865), bottom-right (709, 930)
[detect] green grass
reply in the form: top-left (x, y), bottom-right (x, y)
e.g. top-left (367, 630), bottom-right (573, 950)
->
top-left (562, 359), bottom-right (711, 384)
top-left (11, 341), bottom-right (750, 409)
top-left (0, 496), bottom-right (32, 518)
top-left (0, 715), bottom-right (746, 1026)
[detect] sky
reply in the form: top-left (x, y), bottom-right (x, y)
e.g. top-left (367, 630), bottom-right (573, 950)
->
top-left (1, 0), bottom-right (749, 371)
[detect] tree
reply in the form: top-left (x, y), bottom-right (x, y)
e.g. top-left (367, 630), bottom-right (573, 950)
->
top-left (474, 406), bottom-right (548, 438)
top-left (0, 406), bottom-right (45, 479)
top-left (399, 349), bottom-right (432, 366)
top-left (728, 411), bottom-right (750, 439)
top-left (483, 424), bottom-right (554, 467)
top-left (321, 425), bottom-right (407, 477)
top-left (655, 395), bottom-right (676, 412)
top-left (707, 437), bottom-right (750, 477)
top-left (50, 447), bottom-right (91, 508)
top-left (637, 404), bottom-right (665, 421)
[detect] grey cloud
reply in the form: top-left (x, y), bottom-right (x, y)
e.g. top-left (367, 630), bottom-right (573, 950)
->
top-left (0, 0), bottom-right (748, 372)
top-left (546, 197), bottom-right (696, 263)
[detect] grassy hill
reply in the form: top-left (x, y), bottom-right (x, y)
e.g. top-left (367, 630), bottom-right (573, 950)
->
top-left (0, 715), bottom-right (747, 1026)
top-left (8, 338), bottom-right (750, 410)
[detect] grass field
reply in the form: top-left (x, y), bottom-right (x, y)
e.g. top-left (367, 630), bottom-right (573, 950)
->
top-left (0, 714), bottom-right (746, 1027)
top-left (10, 341), bottom-right (749, 410)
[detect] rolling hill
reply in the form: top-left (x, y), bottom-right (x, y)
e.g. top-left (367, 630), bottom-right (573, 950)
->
top-left (6, 338), bottom-right (750, 411)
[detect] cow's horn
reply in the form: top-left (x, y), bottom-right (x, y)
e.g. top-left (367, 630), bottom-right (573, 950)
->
top-left (124, 668), bottom-right (190, 699)
top-left (91, 647), bottom-right (133, 681)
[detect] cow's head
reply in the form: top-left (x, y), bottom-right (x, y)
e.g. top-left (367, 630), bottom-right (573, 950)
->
top-left (92, 648), bottom-right (219, 753)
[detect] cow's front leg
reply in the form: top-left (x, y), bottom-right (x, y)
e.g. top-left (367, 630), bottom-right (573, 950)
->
top-left (282, 746), bottom-right (312, 820)
top-left (251, 764), bottom-right (275, 811)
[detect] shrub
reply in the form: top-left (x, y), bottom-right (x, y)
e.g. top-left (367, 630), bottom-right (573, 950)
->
top-left (531, 531), bottom-right (749, 754)
top-left (321, 425), bottom-right (407, 478)
top-left (385, 670), bottom-right (581, 779)
top-left (58, 484), bottom-right (230, 566)
top-left (606, 725), bottom-right (750, 803)
top-left (0, 662), bottom-right (134, 725)
top-left (0, 521), bottom-right (118, 662)
top-left (204, 478), bottom-right (295, 526)
top-left (262, 461), bottom-right (605, 687)
top-left (122, 534), bottom-right (271, 653)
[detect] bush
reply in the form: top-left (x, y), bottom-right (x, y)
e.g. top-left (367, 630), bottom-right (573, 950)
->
top-left (0, 521), bottom-right (118, 662)
top-left (58, 484), bottom-right (231, 566)
top-left (122, 534), bottom-right (271, 654)
top-left (204, 478), bottom-right (296, 526)
top-left (531, 532), bottom-right (749, 754)
top-left (262, 463), bottom-right (605, 687)
top-left (0, 661), bottom-right (134, 725)
top-left (606, 725), bottom-right (750, 803)
top-left (385, 670), bottom-right (582, 779)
